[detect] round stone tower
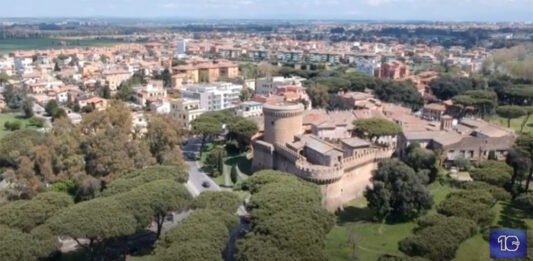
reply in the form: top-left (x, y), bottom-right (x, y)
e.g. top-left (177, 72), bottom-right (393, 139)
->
top-left (263, 102), bottom-right (304, 145)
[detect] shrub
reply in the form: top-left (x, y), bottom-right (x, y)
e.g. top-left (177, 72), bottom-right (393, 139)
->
top-left (28, 117), bottom-right (45, 128)
top-left (514, 193), bottom-right (533, 214)
top-left (399, 214), bottom-right (477, 261)
top-left (462, 181), bottom-right (512, 201)
top-left (4, 120), bottom-right (22, 131)
top-left (437, 189), bottom-right (495, 225)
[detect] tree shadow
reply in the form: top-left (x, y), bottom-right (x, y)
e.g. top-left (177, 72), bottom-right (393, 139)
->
top-left (14, 114), bottom-right (32, 120)
top-left (337, 206), bottom-right (375, 225)
top-left (498, 201), bottom-right (529, 229)
top-left (224, 155), bottom-right (253, 176)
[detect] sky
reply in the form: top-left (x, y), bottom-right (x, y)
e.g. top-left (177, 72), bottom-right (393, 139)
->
top-left (1, 0), bottom-right (532, 22)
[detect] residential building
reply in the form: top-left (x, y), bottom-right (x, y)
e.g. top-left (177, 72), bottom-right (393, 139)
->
top-left (181, 82), bottom-right (243, 111)
top-left (255, 75), bottom-right (305, 96)
top-left (374, 61), bottom-right (410, 80)
top-left (135, 83), bottom-right (168, 106)
top-left (170, 98), bottom-right (206, 129)
top-left (172, 59), bottom-right (239, 83)
top-left (235, 101), bottom-right (263, 118)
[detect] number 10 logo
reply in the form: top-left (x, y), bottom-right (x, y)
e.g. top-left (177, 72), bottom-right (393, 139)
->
top-left (490, 229), bottom-right (527, 258)
top-left (497, 235), bottom-right (521, 252)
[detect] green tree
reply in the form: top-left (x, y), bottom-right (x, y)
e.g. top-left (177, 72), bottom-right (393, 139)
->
top-left (145, 114), bottom-right (184, 165)
top-left (239, 87), bottom-right (254, 101)
top-left (230, 165), bottom-right (238, 184)
top-left (452, 90), bottom-right (497, 118)
top-left (193, 191), bottom-right (241, 214)
top-left (496, 105), bottom-right (526, 127)
top-left (101, 165), bottom-right (189, 196)
top-left (46, 197), bottom-right (137, 260)
top-left (429, 76), bottom-right (481, 100)
top-left (399, 214), bottom-right (477, 261)
top-left (437, 189), bottom-right (495, 225)
top-left (4, 120), bottom-right (21, 131)
top-left (0, 225), bottom-right (56, 261)
top-left (237, 170), bottom-right (334, 261)
top-left (0, 192), bottom-right (73, 232)
top-left (117, 81), bottom-right (134, 101)
top-left (515, 134), bottom-right (533, 192)
top-left (506, 148), bottom-right (531, 195)
top-left (513, 193), bottom-right (533, 214)
top-left (353, 118), bottom-right (402, 141)
top-left (101, 85), bottom-right (111, 99)
top-left (81, 103), bottom-right (155, 178)
top-left (406, 143), bottom-right (438, 183)
top-left (191, 111), bottom-right (233, 154)
top-left (307, 83), bottom-right (330, 108)
top-left (373, 80), bottom-right (424, 111)
top-left (44, 99), bottom-right (65, 120)
top-left (520, 106), bottom-right (533, 133)
top-left (365, 159), bottom-right (433, 221)
top-left (152, 209), bottom-right (238, 261)
top-left (462, 181), bottom-right (512, 201)
top-left (28, 117), bottom-right (45, 128)
top-left (3, 85), bottom-right (27, 110)
top-left (470, 160), bottom-right (513, 186)
top-left (205, 147), bottom-right (227, 177)
top-left (113, 180), bottom-right (192, 238)
top-left (228, 118), bottom-right (258, 150)
top-left (22, 98), bottom-right (34, 118)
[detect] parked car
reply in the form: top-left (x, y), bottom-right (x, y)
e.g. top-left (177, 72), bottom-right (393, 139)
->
top-left (201, 181), bottom-right (211, 188)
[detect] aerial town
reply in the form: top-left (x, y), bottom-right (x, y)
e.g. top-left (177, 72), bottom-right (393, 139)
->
top-left (0, 10), bottom-right (532, 261)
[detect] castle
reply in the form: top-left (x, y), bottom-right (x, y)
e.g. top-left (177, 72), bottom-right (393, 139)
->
top-left (252, 102), bottom-right (394, 211)
top-left (251, 99), bottom-right (517, 211)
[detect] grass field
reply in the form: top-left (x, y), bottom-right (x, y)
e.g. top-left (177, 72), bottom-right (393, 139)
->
top-left (326, 176), bottom-right (533, 261)
top-left (487, 114), bottom-right (533, 133)
top-left (326, 181), bottom-right (454, 261)
top-left (453, 200), bottom-right (533, 261)
top-left (0, 38), bottom-right (125, 53)
top-left (0, 112), bottom-right (35, 138)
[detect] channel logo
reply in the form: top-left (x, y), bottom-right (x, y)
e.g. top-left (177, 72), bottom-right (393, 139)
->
top-left (490, 229), bottom-right (527, 259)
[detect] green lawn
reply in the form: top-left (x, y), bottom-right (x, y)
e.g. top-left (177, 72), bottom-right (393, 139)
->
top-left (0, 38), bottom-right (126, 54)
top-left (326, 181), bottom-right (455, 261)
top-left (0, 113), bottom-right (35, 138)
top-left (487, 114), bottom-right (533, 133)
top-left (453, 200), bottom-right (533, 261)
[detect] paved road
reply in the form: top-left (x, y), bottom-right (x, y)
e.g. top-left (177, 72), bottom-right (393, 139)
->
top-left (182, 136), bottom-right (221, 196)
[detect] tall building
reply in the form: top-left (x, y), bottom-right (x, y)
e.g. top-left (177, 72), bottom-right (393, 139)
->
top-left (176, 39), bottom-right (187, 59)
top-left (181, 82), bottom-right (243, 111)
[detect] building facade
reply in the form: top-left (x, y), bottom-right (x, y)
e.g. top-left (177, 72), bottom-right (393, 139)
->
top-left (181, 82), bottom-right (243, 111)
top-left (252, 102), bottom-right (394, 211)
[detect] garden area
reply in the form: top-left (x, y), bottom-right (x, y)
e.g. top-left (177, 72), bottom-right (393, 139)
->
top-left (199, 140), bottom-right (253, 189)
top-left (0, 113), bottom-right (44, 138)
top-left (326, 140), bottom-right (533, 261)
top-left (326, 176), bottom-right (532, 261)
top-left (326, 179), bottom-right (454, 261)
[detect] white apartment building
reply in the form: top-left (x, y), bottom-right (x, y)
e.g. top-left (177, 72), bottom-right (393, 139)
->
top-left (255, 75), bottom-right (306, 96)
top-left (181, 82), bottom-right (243, 111)
top-left (170, 98), bottom-right (206, 129)
top-left (235, 101), bottom-right (263, 118)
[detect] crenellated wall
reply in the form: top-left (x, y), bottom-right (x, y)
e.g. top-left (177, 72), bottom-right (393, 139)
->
top-left (269, 143), bottom-right (396, 211)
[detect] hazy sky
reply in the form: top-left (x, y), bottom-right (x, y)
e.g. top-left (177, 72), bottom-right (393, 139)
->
top-left (1, 0), bottom-right (532, 21)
